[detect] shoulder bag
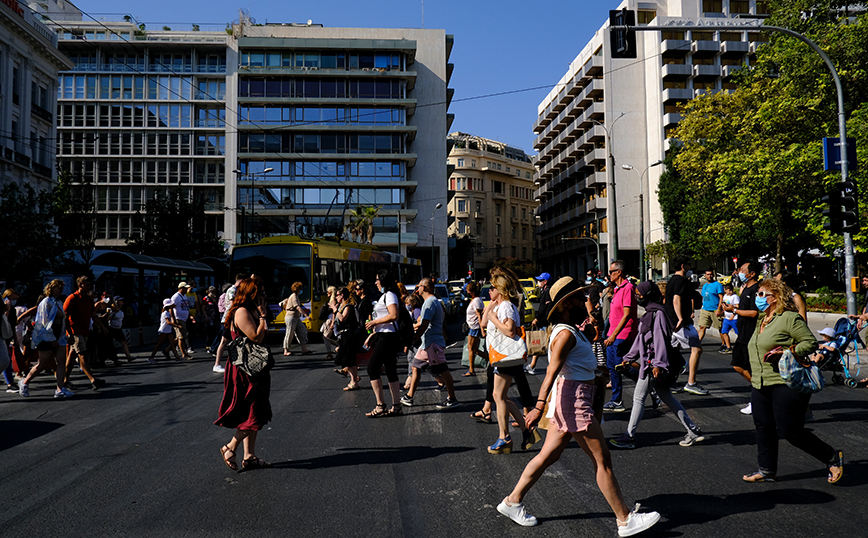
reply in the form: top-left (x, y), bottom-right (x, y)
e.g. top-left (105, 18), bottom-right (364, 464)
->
top-left (778, 348), bottom-right (824, 394)
top-left (226, 326), bottom-right (274, 378)
top-left (487, 308), bottom-right (527, 368)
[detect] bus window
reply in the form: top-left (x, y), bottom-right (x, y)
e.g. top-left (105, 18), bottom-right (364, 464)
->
top-left (229, 244), bottom-right (312, 303)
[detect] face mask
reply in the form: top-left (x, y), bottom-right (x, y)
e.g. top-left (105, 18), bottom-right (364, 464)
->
top-left (738, 272), bottom-right (748, 283)
top-left (637, 296), bottom-right (650, 308)
top-left (9, 299), bottom-right (16, 306)
top-left (585, 278), bottom-right (593, 284)
top-left (103, 297), bottom-right (111, 303)
top-left (755, 296), bottom-right (770, 312)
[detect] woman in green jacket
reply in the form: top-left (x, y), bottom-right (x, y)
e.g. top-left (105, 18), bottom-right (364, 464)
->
top-left (743, 278), bottom-right (843, 484)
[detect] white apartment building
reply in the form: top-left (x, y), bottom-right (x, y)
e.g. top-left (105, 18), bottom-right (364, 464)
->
top-left (42, 0), bottom-right (453, 276)
top-left (533, 0), bottom-right (770, 278)
top-left (1, 0), bottom-right (72, 191)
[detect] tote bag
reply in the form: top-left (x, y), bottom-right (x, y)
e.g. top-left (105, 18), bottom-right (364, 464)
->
top-left (778, 349), bottom-right (824, 394)
top-left (487, 323), bottom-right (527, 368)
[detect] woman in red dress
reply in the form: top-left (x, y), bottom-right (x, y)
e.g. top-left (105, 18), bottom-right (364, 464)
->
top-left (216, 277), bottom-right (272, 471)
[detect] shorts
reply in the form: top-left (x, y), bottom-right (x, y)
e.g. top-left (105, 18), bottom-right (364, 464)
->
top-left (721, 319), bottom-right (738, 336)
top-left (174, 319), bottom-right (188, 341)
top-left (70, 335), bottom-right (88, 354)
top-left (551, 378), bottom-right (596, 433)
top-left (493, 364), bottom-right (525, 378)
top-left (109, 327), bottom-right (126, 344)
top-left (468, 328), bottom-right (481, 338)
top-left (731, 343), bottom-right (752, 372)
top-left (36, 341), bottom-right (56, 352)
top-left (671, 325), bottom-right (701, 350)
top-left (414, 343), bottom-right (447, 366)
top-left (697, 309), bottom-right (722, 330)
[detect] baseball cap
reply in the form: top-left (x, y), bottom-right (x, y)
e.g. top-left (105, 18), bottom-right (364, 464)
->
top-left (817, 327), bottom-right (835, 338)
top-left (534, 272), bottom-right (551, 281)
top-left (178, 282), bottom-right (191, 289)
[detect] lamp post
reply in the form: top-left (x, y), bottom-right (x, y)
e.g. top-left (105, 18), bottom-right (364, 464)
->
top-left (232, 167), bottom-right (273, 244)
top-left (622, 160), bottom-right (663, 280)
top-left (590, 113), bottom-right (625, 261)
top-left (431, 203), bottom-right (442, 277)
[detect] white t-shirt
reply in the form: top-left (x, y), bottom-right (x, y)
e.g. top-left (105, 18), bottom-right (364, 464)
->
top-left (158, 310), bottom-right (173, 334)
top-left (489, 300), bottom-right (520, 334)
top-left (172, 291), bottom-right (190, 321)
top-left (373, 291), bottom-right (399, 333)
top-left (466, 297), bottom-right (484, 330)
top-left (109, 309), bottom-right (124, 329)
top-left (723, 294), bottom-right (740, 320)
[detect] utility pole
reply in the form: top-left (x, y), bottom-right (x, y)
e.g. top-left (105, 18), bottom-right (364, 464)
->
top-left (591, 114), bottom-right (625, 262)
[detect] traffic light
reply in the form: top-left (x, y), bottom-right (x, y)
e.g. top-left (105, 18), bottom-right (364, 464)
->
top-left (610, 9), bottom-right (637, 59)
top-left (823, 180), bottom-right (859, 234)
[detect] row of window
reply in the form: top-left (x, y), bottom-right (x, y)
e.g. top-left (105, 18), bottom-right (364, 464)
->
top-left (61, 160), bottom-right (226, 185)
top-left (239, 78), bottom-right (404, 99)
top-left (455, 220), bottom-right (533, 241)
top-left (96, 186), bottom-right (224, 212)
top-left (58, 104), bottom-right (226, 128)
top-left (239, 133), bottom-right (404, 154)
top-left (58, 132), bottom-right (225, 156)
top-left (456, 157), bottom-right (532, 179)
top-left (96, 213), bottom-right (222, 240)
top-left (240, 51), bottom-right (403, 71)
top-left (238, 106), bottom-right (404, 125)
top-left (455, 199), bottom-right (533, 221)
top-left (700, 0), bottom-right (770, 15)
top-left (58, 75), bottom-right (226, 101)
top-left (238, 187), bottom-right (404, 208)
top-left (660, 30), bottom-right (770, 42)
top-left (237, 160), bottom-right (404, 182)
top-left (65, 52), bottom-right (227, 73)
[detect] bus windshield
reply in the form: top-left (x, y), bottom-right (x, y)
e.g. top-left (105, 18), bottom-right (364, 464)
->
top-left (230, 244), bottom-right (312, 303)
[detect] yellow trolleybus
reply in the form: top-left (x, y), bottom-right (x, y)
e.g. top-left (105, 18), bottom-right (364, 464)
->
top-left (228, 236), bottom-right (423, 331)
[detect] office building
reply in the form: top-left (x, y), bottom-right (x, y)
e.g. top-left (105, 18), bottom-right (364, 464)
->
top-left (447, 132), bottom-right (537, 276)
top-left (1, 0), bottom-right (72, 191)
top-left (533, 0), bottom-right (769, 277)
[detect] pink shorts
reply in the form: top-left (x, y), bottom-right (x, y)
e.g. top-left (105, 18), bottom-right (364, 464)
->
top-left (551, 378), bottom-right (596, 433)
top-left (414, 343), bottom-right (447, 365)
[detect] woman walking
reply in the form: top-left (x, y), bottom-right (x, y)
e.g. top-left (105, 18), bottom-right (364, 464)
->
top-left (463, 281), bottom-right (484, 377)
top-left (495, 277), bottom-right (661, 536)
top-left (363, 270), bottom-right (403, 417)
top-left (216, 277), bottom-right (273, 471)
top-left (281, 281), bottom-right (310, 356)
top-left (609, 281), bottom-right (704, 449)
top-left (19, 280), bottom-right (73, 398)
top-left (742, 278), bottom-right (843, 483)
top-left (335, 287), bottom-right (362, 390)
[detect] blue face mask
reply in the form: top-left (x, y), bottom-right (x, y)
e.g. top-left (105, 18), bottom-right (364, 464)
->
top-left (755, 296), bottom-right (769, 312)
top-left (738, 272), bottom-right (748, 283)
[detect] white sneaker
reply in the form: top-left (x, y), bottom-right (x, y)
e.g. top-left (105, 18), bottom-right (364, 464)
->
top-left (618, 504), bottom-right (661, 536)
top-left (497, 498), bottom-right (538, 526)
top-left (186, 348), bottom-right (195, 355)
top-left (525, 367), bottom-right (536, 375)
top-left (212, 365), bottom-right (225, 373)
top-left (19, 383), bottom-right (30, 397)
top-left (740, 403), bottom-right (752, 415)
top-left (54, 388), bottom-right (74, 399)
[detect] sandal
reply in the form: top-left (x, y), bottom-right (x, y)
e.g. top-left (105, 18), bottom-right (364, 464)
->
top-left (220, 445), bottom-right (238, 471)
top-left (334, 368), bottom-right (348, 377)
top-left (462, 371), bottom-right (476, 377)
top-left (387, 405), bottom-right (403, 417)
top-left (471, 410), bottom-right (492, 424)
top-left (828, 450), bottom-right (844, 484)
top-left (242, 456), bottom-right (271, 470)
top-left (366, 404), bottom-right (388, 418)
top-left (742, 470), bottom-right (776, 482)
top-left (300, 350), bottom-right (313, 355)
top-left (343, 382), bottom-right (361, 391)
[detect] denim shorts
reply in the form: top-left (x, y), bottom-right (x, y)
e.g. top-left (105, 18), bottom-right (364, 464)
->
top-left (468, 328), bottom-right (481, 338)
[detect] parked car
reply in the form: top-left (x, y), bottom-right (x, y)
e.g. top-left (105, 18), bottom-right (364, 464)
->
top-left (404, 283), bottom-right (457, 318)
top-left (519, 278), bottom-right (539, 302)
top-left (480, 284), bottom-right (535, 326)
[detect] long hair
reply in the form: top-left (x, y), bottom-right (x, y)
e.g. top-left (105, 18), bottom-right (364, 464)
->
top-left (224, 278), bottom-right (262, 328)
top-left (339, 287), bottom-right (356, 306)
top-left (489, 266), bottom-right (521, 305)
top-left (43, 279), bottom-right (64, 299)
top-left (490, 274), bottom-right (520, 305)
top-left (376, 270), bottom-right (399, 296)
top-left (758, 278), bottom-right (797, 317)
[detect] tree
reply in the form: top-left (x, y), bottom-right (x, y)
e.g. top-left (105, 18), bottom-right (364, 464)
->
top-left (345, 205), bottom-right (382, 244)
top-left (0, 183), bottom-right (58, 296)
top-left (126, 190), bottom-right (223, 260)
top-left (53, 169), bottom-right (98, 266)
top-left (492, 257), bottom-right (538, 279)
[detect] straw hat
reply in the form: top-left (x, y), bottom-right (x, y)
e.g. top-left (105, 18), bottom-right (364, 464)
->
top-left (547, 277), bottom-right (592, 321)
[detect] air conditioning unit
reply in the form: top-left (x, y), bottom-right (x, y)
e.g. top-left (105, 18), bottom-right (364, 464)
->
top-left (495, 217), bottom-right (501, 224)
top-left (309, 67), bottom-right (318, 71)
top-left (362, 67), bottom-right (372, 71)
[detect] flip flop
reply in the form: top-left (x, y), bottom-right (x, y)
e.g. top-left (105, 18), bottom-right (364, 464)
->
top-left (343, 382), bottom-right (361, 391)
top-left (334, 368), bottom-right (348, 377)
top-left (462, 371), bottom-right (476, 377)
top-left (242, 456), bottom-right (271, 471)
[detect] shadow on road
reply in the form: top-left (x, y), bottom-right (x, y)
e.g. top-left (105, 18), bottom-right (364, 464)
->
top-left (0, 420), bottom-right (63, 452)
top-left (274, 445), bottom-right (474, 470)
top-left (640, 488), bottom-right (836, 535)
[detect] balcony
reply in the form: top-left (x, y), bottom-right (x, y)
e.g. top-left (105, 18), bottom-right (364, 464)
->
top-left (692, 64), bottom-right (720, 80)
top-left (691, 40), bottom-right (720, 58)
top-left (722, 64), bottom-right (743, 78)
top-left (694, 88), bottom-right (719, 98)
top-left (662, 40), bottom-right (690, 57)
top-left (31, 104), bottom-right (54, 123)
top-left (663, 113), bottom-right (683, 126)
top-left (720, 40), bottom-right (749, 57)
top-left (33, 162), bottom-right (52, 177)
top-left (662, 88), bottom-right (693, 102)
top-left (662, 63), bottom-right (691, 79)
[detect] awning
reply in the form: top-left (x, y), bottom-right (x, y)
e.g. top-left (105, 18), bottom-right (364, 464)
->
top-left (90, 250), bottom-right (214, 274)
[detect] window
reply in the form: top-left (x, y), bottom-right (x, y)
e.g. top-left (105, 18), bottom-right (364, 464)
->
top-left (637, 10), bottom-right (656, 24)
top-left (756, 1), bottom-right (771, 15)
top-left (702, 0), bottom-right (723, 13)
top-left (458, 221), bottom-right (466, 234)
top-left (471, 159), bottom-right (476, 168)
top-left (522, 227), bottom-right (527, 239)
top-left (522, 247), bottom-right (527, 258)
top-left (458, 199), bottom-right (466, 212)
top-left (521, 208), bottom-right (527, 220)
top-left (661, 31), bottom-right (685, 40)
top-left (511, 226), bottom-right (516, 239)
top-left (495, 224), bottom-right (501, 236)
top-left (493, 181), bottom-right (504, 194)
top-left (476, 201), bottom-right (482, 214)
top-left (495, 204), bottom-right (502, 217)
top-left (511, 206), bottom-right (516, 217)
top-left (693, 31), bottom-right (715, 41)
top-left (476, 222), bottom-right (482, 235)
top-left (511, 247), bottom-right (517, 257)
top-left (457, 158), bottom-right (464, 167)
top-left (12, 67), bottom-right (20, 105)
top-left (730, 1), bottom-right (749, 14)
top-left (720, 32), bottom-right (742, 42)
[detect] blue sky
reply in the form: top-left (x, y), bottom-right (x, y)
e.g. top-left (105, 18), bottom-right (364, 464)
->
top-left (69, 0), bottom-right (619, 153)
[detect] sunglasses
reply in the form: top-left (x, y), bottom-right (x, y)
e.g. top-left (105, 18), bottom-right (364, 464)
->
top-left (756, 290), bottom-right (774, 298)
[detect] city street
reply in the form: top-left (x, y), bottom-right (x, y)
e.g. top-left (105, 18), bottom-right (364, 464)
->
top-left (3, 338), bottom-right (868, 538)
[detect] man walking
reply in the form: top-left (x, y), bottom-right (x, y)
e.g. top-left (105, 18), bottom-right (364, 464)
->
top-left (171, 282), bottom-right (193, 359)
top-left (665, 257), bottom-right (707, 395)
top-left (723, 261), bottom-right (761, 414)
top-left (526, 272), bottom-right (552, 375)
top-left (212, 273), bottom-right (248, 373)
top-left (63, 276), bottom-right (106, 392)
top-left (603, 260), bottom-right (637, 412)
top-left (697, 269), bottom-right (724, 350)
top-left (401, 278), bottom-right (459, 409)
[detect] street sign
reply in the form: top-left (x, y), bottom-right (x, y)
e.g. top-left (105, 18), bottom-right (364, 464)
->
top-left (823, 137), bottom-right (858, 171)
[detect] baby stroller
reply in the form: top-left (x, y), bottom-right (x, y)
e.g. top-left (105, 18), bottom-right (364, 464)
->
top-left (815, 317), bottom-right (862, 388)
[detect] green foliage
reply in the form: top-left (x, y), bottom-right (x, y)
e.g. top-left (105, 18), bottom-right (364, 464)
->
top-left (126, 190), bottom-right (223, 260)
top-left (0, 183), bottom-right (58, 295)
top-left (806, 286), bottom-right (847, 312)
top-left (345, 205), bottom-right (382, 244)
top-left (492, 257), bottom-right (538, 279)
top-left (53, 169), bottom-right (98, 257)
top-left (661, 2), bottom-right (868, 269)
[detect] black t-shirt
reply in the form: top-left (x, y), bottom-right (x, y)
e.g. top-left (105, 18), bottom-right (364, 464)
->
top-left (664, 274), bottom-right (695, 327)
top-left (357, 296), bottom-right (374, 324)
top-left (736, 282), bottom-right (759, 341)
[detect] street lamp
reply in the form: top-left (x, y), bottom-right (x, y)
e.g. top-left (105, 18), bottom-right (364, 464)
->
top-left (232, 167), bottom-right (274, 243)
top-left (622, 160), bottom-right (663, 280)
top-left (431, 203), bottom-right (442, 277)
top-left (590, 113), bottom-right (625, 261)
top-left (561, 236), bottom-right (601, 274)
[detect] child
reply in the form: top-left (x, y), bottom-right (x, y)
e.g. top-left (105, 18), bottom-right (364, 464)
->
top-left (402, 293), bottom-right (423, 390)
top-left (810, 327), bottom-right (837, 363)
top-left (719, 284), bottom-right (739, 353)
top-left (148, 300), bottom-right (181, 364)
top-left (108, 296), bottom-right (135, 362)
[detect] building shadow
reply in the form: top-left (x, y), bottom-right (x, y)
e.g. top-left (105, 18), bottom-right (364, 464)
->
top-left (0, 420), bottom-right (64, 452)
top-left (274, 445), bottom-right (473, 470)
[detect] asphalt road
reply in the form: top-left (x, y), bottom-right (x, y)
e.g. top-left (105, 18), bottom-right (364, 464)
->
top-left (3, 331), bottom-right (868, 538)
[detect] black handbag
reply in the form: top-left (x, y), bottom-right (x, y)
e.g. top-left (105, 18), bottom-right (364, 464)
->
top-left (461, 320), bottom-right (471, 336)
top-left (226, 334), bottom-right (274, 378)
